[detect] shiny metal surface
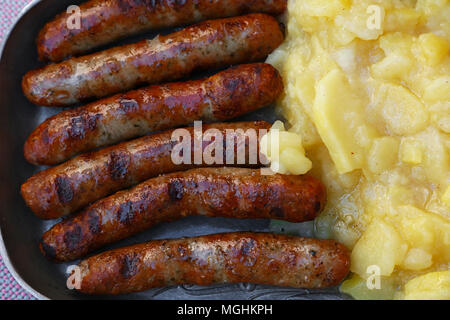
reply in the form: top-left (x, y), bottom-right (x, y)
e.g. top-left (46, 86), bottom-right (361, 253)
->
top-left (0, 0), bottom-right (348, 300)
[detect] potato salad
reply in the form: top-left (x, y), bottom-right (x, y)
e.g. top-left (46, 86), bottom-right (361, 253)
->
top-left (266, 0), bottom-right (450, 299)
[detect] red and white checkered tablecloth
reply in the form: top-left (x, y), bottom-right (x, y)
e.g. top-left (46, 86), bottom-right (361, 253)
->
top-left (0, 0), bottom-right (36, 301)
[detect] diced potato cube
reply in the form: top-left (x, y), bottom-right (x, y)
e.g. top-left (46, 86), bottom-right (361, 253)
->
top-left (401, 248), bottom-right (433, 271)
top-left (371, 53), bottom-right (413, 80)
top-left (388, 185), bottom-right (413, 206)
top-left (416, 127), bottom-right (449, 186)
top-left (442, 185), bottom-right (450, 207)
top-left (423, 76), bottom-right (450, 102)
top-left (397, 205), bottom-right (450, 261)
top-left (351, 219), bottom-right (406, 277)
top-left (313, 69), bottom-right (368, 174)
top-left (396, 205), bottom-right (435, 251)
top-left (279, 132), bottom-right (304, 152)
top-left (385, 8), bottom-right (421, 32)
top-left (260, 124), bottom-right (312, 176)
top-left (260, 130), bottom-right (298, 160)
top-left (280, 148), bottom-right (312, 175)
top-left (418, 33), bottom-right (450, 66)
top-left (429, 102), bottom-right (450, 133)
top-left (379, 33), bottom-right (414, 55)
top-left (355, 125), bottom-right (380, 149)
top-left (400, 139), bottom-right (423, 164)
top-left (404, 271), bottom-right (450, 300)
top-left (367, 137), bottom-right (399, 174)
top-left (379, 84), bottom-right (429, 135)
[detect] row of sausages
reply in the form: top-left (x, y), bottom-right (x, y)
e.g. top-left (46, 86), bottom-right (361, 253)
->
top-left (20, 0), bottom-right (350, 295)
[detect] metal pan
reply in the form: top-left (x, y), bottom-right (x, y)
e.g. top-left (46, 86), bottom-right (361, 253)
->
top-left (0, 0), bottom-right (347, 300)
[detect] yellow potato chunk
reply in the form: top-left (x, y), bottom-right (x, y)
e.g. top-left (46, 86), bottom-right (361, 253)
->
top-left (351, 219), bottom-right (407, 277)
top-left (396, 205), bottom-right (436, 251)
top-left (280, 148), bottom-right (313, 175)
top-left (388, 185), bottom-right (415, 207)
top-left (371, 53), bottom-right (413, 80)
top-left (418, 33), bottom-right (450, 66)
top-left (260, 129), bottom-right (303, 159)
top-left (404, 271), bottom-right (450, 300)
top-left (385, 8), bottom-right (421, 32)
top-left (400, 138), bottom-right (423, 164)
top-left (313, 69), bottom-right (370, 174)
top-left (423, 76), bottom-right (450, 102)
top-left (396, 205), bottom-right (450, 263)
top-left (442, 185), bottom-right (450, 206)
top-left (416, 127), bottom-right (449, 186)
top-left (260, 122), bottom-right (312, 176)
top-left (279, 132), bottom-right (304, 152)
top-left (401, 248), bottom-right (433, 271)
top-left (378, 84), bottom-right (429, 135)
top-left (367, 137), bottom-right (400, 174)
top-left (379, 32), bottom-right (414, 55)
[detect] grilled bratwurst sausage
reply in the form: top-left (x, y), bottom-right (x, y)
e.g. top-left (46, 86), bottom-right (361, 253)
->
top-left (21, 121), bottom-right (271, 219)
top-left (24, 63), bottom-right (283, 165)
top-left (38, 0), bottom-right (287, 62)
top-left (74, 232), bottom-right (349, 295)
top-left (23, 14), bottom-right (284, 106)
top-left (41, 168), bottom-right (326, 262)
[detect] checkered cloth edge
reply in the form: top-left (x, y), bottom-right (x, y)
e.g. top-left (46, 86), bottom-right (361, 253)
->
top-left (0, 0), bottom-right (36, 301)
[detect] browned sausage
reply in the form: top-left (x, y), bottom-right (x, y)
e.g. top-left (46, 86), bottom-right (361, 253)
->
top-left (24, 63), bottom-right (283, 165)
top-left (40, 167), bottom-right (326, 262)
top-left (21, 121), bottom-right (271, 220)
top-left (74, 232), bottom-right (349, 295)
top-left (38, 0), bottom-right (287, 62)
top-left (23, 14), bottom-right (284, 106)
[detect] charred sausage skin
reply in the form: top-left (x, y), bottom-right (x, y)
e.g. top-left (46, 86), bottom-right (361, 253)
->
top-left (21, 121), bottom-right (271, 220)
top-left (40, 167), bottom-right (327, 262)
top-left (38, 0), bottom-right (287, 62)
top-left (24, 63), bottom-right (283, 165)
top-left (75, 232), bottom-right (349, 295)
top-left (24, 14), bottom-right (284, 106)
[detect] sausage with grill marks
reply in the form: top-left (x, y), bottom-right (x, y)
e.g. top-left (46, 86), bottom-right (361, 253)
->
top-left (24, 63), bottom-right (283, 165)
top-left (40, 168), bottom-right (326, 262)
top-left (21, 121), bottom-right (271, 220)
top-left (37, 0), bottom-right (287, 62)
top-left (23, 14), bottom-right (284, 106)
top-left (75, 232), bottom-right (349, 295)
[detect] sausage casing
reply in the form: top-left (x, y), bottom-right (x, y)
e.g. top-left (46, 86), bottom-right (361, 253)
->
top-left (24, 63), bottom-right (283, 165)
top-left (38, 0), bottom-right (287, 62)
top-left (40, 167), bottom-right (327, 262)
top-left (75, 232), bottom-right (349, 295)
top-left (21, 121), bottom-right (271, 219)
top-left (24, 14), bottom-right (284, 106)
